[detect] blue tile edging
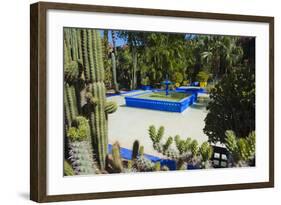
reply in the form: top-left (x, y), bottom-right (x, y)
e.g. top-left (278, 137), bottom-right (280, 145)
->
top-left (124, 91), bottom-right (196, 113)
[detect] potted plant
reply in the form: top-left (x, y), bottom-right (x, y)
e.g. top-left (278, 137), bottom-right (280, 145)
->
top-left (196, 71), bottom-right (209, 87)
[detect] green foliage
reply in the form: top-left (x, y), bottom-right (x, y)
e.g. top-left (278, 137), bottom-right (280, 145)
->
top-left (67, 116), bottom-right (90, 141)
top-left (196, 71), bottom-right (209, 82)
top-left (200, 142), bottom-right (213, 162)
top-left (204, 64), bottom-right (255, 143)
top-left (64, 160), bottom-right (75, 176)
top-left (141, 76), bottom-right (150, 86)
top-left (172, 72), bottom-right (184, 84)
top-left (225, 130), bottom-right (256, 165)
top-left (105, 101), bottom-right (118, 114)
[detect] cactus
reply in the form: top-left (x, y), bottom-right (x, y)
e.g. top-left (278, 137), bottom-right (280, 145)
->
top-left (174, 135), bottom-right (191, 155)
top-left (132, 140), bottom-right (140, 160)
top-left (64, 28), bottom-right (117, 174)
top-left (80, 29), bottom-right (117, 170)
top-left (134, 146), bottom-right (154, 172)
top-left (64, 160), bottom-right (75, 176)
top-left (225, 130), bottom-right (256, 166)
top-left (64, 84), bottom-right (78, 126)
top-left (148, 125), bottom-right (214, 169)
top-left (154, 162), bottom-right (161, 171)
top-left (190, 140), bottom-right (199, 157)
top-left (200, 141), bottom-right (213, 162)
top-left (111, 142), bottom-right (123, 172)
top-left (66, 116), bottom-right (98, 175)
top-left (105, 101), bottom-right (118, 114)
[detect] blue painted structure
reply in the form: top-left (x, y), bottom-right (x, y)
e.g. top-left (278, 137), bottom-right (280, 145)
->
top-left (125, 90), bottom-right (196, 113)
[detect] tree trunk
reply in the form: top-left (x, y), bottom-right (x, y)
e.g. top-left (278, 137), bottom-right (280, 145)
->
top-left (132, 48), bottom-right (137, 90)
top-left (111, 52), bottom-right (119, 93)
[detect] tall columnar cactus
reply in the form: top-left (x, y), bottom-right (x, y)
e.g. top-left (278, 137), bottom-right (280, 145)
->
top-left (64, 28), bottom-right (118, 174)
top-left (79, 29), bottom-right (117, 170)
top-left (132, 140), bottom-right (140, 160)
top-left (111, 142), bottom-right (123, 172)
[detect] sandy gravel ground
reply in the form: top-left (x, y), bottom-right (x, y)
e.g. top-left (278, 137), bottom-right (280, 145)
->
top-left (107, 91), bottom-right (209, 157)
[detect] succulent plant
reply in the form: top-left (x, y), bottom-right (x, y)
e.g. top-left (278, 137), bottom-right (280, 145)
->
top-left (64, 160), bottom-right (75, 176)
top-left (225, 130), bottom-right (256, 166)
top-left (200, 141), bottom-right (213, 162)
top-left (105, 101), bottom-right (118, 114)
top-left (111, 142), bottom-right (123, 172)
top-left (134, 146), bottom-right (154, 172)
top-left (132, 140), bottom-right (140, 160)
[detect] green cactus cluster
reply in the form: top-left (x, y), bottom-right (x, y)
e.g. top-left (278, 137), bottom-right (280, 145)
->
top-left (134, 146), bottom-right (154, 172)
top-left (200, 142), bottom-right (213, 162)
top-left (64, 28), bottom-right (118, 175)
top-left (225, 130), bottom-right (256, 166)
top-left (148, 125), bottom-right (213, 168)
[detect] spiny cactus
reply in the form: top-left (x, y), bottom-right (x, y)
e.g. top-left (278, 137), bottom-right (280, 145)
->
top-left (134, 146), bottom-right (154, 172)
top-left (66, 116), bottom-right (98, 175)
top-left (148, 125), bottom-right (214, 169)
top-left (190, 140), bottom-right (199, 157)
top-left (225, 130), bottom-right (256, 166)
top-left (64, 28), bottom-right (118, 174)
top-left (174, 135), bottom-right (191, 155)
top-left (64, 160), bottom-right (75, 176)
top-left (105, 101), bottom-right (118, 114)
top-left (200, 141), bottom-right (213, 162)
top-left (64, 84), bottom-right (79, 127)
top-left (132, 140), bottom-right (140, 160)
top-left (111, 142), bottom-right (123, 172)
top-left (80, 29), bottom-right (117, 170)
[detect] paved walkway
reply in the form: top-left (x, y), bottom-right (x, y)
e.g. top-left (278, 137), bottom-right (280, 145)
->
top-left (107, 90), bottom-right (209, 157)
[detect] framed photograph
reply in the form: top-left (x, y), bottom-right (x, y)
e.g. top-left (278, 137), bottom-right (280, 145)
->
top-left (30, 1), bottom-right (274, 202)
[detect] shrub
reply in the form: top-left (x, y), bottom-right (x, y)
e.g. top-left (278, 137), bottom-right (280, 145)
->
top-left (196, 71), bottom-right (210, 82)
top-left (204, 65), bottom-right (255, 143)
top-left (141, 76), bottom-right (150, 86)
top-left (172, 72), bottom-right (184, 84)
